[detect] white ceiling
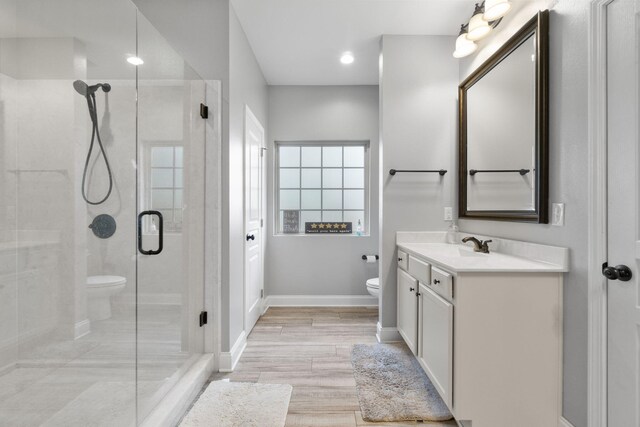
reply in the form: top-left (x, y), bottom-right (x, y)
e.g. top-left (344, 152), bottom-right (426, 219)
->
top-left (232, 0), bottom-right (478, 86)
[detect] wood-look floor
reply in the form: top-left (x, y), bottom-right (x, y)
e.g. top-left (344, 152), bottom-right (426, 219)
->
top-left (209, 307), bottom-right (457, 427)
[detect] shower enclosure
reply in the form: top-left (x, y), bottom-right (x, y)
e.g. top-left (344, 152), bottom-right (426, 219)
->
top-left (0, 0), bottom-right (217, 424)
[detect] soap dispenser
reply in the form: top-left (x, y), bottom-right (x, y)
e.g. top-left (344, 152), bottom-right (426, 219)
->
top-left (446, 220), bottom-right (459, 244)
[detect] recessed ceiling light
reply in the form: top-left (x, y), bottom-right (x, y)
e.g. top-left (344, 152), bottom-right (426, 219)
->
top-left (127, 56), bottom-right (144, 66)
top-left (340, 52), bottom-right (355, 65)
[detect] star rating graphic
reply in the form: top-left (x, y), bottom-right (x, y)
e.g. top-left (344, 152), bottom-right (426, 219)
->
top-left (305, 222), bottom-right (353, 234)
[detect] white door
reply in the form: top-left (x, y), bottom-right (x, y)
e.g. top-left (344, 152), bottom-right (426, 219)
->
top-left (419, 284), bottom-right (453, 410)
top-left (244, 106), bottom-right (265, 334)
top-left (606, 0), bottom-right (640, 424)
top-left (397, 268), bottom-right (418, 354)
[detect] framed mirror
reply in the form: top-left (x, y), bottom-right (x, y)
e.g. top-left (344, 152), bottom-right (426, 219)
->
top-left (458, 10), bottom-right (549, 223)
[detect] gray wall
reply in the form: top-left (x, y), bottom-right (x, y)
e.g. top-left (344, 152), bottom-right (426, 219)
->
top-left (132, 0), bottom-right (230, 88)
top-left (378, 35), bottom-right (458, 331)
top-left (458, 1), bottom-right (588, 425)
top-left (129, 0), bottom-right (269, 352)
top-left (226, 5), bottom-right (268, 349)
top-left (266, 86), bottom-right (379, 297)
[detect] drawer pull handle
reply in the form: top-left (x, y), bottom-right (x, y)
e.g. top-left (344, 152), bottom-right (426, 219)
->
top-left (398, 257), bottom-right (403, 261)
top-left (416, 292), bottom-right (421, 296)
top-left (433, 279), bottom-right (441, 284)
top-left (409, 287), bottom-right (415, 292)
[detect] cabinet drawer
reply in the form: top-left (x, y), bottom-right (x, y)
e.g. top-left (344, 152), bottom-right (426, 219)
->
top-left (408, 255), bottom-right (431, 284)
top-left (429, 266), bottom-right (453, 301)
top-left (397, 250), bottom-right (408, 271)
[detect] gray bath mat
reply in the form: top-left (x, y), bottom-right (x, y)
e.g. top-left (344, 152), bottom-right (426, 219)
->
top-left (180, 381), bottom-right (292, 427)
top-left (351, 343), bottom-right (453, 422)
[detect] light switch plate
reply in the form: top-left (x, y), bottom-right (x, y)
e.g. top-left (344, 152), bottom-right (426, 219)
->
top-left (444, 207), bottom-right (453, 221)
top-left (551, 203), bottom-right (565, 226)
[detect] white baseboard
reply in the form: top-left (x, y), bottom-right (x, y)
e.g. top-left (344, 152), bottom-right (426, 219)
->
top-left (74, 319), bottom-right (91, 340)
top-left (140, 353), bottom-right (215, 427)
top-left (560, 416), bottom-right (575, 427)
top-left (219, 331), bottom-right (247, 373)
top-left (264, 294), bottom-right (378, 308)
top-left (376, 322), bottom-right (402, 343)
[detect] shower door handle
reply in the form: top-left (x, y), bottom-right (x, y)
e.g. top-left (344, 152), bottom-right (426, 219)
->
top-left (138, 211), bottom-right (163, 255)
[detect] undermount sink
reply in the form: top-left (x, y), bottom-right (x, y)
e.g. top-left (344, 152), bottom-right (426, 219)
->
top-left (457, 247), bottom-right (488, 257)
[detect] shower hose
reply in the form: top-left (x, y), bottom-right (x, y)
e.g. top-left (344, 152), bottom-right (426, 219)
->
top-left (82, 91), bottom-right (113, 205)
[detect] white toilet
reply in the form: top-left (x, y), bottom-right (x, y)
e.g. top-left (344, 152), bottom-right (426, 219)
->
top-left (366, 277), bottom-right (380, 297)
top-left (87, 275), bottom-right (127, 321)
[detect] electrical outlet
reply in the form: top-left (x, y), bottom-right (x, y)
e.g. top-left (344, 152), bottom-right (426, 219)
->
top-left (444, 207), bottom-right (453, 221)
top-left (551, 203), bottom-right (565, 226)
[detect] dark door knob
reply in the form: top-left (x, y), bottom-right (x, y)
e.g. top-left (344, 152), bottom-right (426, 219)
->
top-left (246, 234), bottom-right (255, 241)
top-left (602, 263), bottom-right (633, 282)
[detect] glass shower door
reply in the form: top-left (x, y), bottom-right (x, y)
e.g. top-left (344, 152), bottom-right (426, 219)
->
top-left (135, 12), bottom-right (206, 423)
top-left (0, 0), bottom-right (140, 425)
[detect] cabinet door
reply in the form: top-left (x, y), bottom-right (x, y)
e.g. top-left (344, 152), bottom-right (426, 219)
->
top-left (419, 284), bottom-right (453, 410)
top-left (397, 268), bottom-right (418, 354)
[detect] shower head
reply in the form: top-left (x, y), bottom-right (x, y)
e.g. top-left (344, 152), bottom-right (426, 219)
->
top-left (73, 80), bottom-right (111, 97)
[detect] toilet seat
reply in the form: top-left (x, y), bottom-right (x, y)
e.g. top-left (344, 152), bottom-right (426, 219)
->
top-left (87, 275), bottom-right (127, 289)
top-left (366, 278), bottom-right (379, 289)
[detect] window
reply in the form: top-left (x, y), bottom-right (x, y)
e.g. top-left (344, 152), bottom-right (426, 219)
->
top-left (276, 142), bottom-right (369, 235)
top-left (147, 144), bottom-right (184, 232)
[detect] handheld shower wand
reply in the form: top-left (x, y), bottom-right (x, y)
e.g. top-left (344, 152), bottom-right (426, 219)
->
top-left (74, 80), bottom-right (113, 205)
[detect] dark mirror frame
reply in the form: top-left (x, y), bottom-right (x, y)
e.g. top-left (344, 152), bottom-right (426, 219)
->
top-left (458, 10), bottom-right (549, 223)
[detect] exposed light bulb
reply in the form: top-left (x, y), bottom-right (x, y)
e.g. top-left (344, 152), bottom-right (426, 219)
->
top-left (340, 52), bottom-right (355, 65)
top-left (127, 56), bottom-right (144, 66)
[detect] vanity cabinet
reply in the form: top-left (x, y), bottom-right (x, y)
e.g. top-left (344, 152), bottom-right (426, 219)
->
top-left (397, 268), bottom-right (418, 354)
top-left (418, 282), bottom-right (453, 409)
top-left (395, 240), bottom-right (566, 427)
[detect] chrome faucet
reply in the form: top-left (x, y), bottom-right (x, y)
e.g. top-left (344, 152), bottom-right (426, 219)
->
top-left (462, 236), bottom-right (492, 253)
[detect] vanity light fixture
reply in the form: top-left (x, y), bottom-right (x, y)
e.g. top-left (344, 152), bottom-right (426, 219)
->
top-left (453, 1), bottom-right (512, 58)
top-left (483, 0), bottom-right (512, 21)
top-left (467, 3), bottom-right (492, 41)
top-left (340, 52), bottom-right (355, 65)
top-left (453, 24), bottom-right (478, 58)
top-left (127, 56), bottom-right (144, 66)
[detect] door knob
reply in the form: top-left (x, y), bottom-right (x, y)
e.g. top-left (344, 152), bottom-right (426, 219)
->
top-left (602, 262), bottom-right (633, 282)
top-left (246, 234), bottom-right (255, 241)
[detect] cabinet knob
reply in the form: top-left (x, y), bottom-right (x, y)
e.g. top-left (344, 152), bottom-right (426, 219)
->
top-left (398, 257), bottom-right (403, 261)
top-left (416, 292), bottom-right (421, 297)
top-left (433, 279), bottom-right (441, 285)
top-left (409, 287), bottom-right (415, 292)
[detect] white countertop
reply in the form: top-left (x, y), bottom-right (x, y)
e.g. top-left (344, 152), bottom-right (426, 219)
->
top-left (398, 242), bottom-right (568, 273)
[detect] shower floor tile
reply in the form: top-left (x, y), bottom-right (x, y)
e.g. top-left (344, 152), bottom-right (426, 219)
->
top-left (0, 302), bottom-right (194, 426)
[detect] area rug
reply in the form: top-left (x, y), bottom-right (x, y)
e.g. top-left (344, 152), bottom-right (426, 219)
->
top-left (351, 343), bottom-right (453, 422)
top-left (179, 381), bottom-right (292, 427)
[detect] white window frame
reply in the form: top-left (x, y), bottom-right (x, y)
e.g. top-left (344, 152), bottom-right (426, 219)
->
top-left (274, 140), bottom-right (371, 236)
top-left (142, 141), bottom-right (184, 234)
